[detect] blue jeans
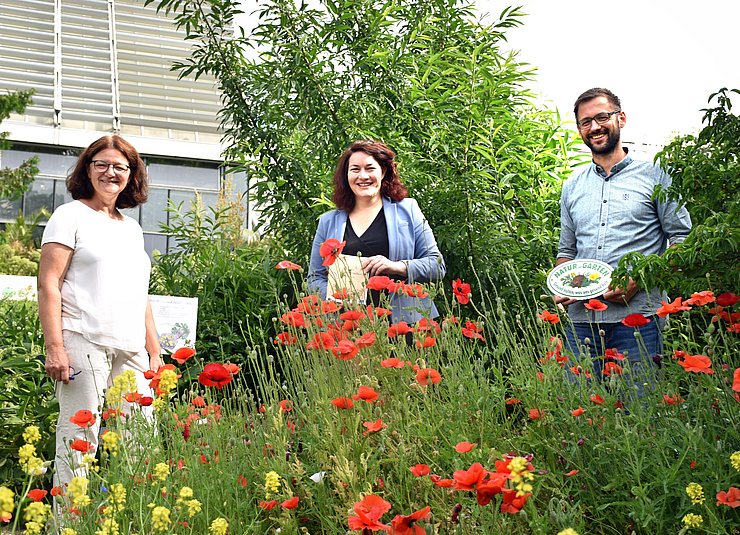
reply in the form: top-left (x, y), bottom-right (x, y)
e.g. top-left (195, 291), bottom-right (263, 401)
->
top-left (563, 318), bottom-right (663, 399)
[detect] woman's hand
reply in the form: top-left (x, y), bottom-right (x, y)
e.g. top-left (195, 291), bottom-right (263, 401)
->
top-left (45, 345), bottom-right (71, 384)
top-left (362, 256), bottom-right (408, 278)
top-left (148, 353), bottom-right (164, 372)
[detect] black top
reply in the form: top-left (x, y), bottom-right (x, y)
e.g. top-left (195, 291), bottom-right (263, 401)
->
top-left (343, 208), bottom-right (391, 306)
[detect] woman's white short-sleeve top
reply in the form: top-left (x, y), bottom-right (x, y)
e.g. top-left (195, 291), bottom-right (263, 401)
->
top-left (41, 200), bottom-right (151, 351)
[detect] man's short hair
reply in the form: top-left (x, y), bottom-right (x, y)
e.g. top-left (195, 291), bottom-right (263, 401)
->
top-left (573, 88), bottom-right (622, 118)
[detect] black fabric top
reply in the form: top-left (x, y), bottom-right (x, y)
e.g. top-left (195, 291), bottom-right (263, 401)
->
top-left (343, 208), bottom-right (390, 306)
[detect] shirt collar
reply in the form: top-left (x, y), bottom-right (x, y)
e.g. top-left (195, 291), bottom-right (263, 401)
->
top-left (593, 147), bottom-right (632, 178)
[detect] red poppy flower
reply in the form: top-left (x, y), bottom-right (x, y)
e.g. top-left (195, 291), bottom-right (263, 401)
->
top-left (339, 309), bottom-right (364, 322)
top-left (237, 474), bottom-right (247, 487)
top-left (733, 367), bottom-right (740, 392)
top-left (50, 486), bottom-right (63, 497)
top-left (354, 332), bottom-right (376, 349)
top-left (363, 418), bottom-right (387, 435)
top-left (274, 332), bottom-right (297, 346)
top-left (388, 322), bottom-right (413, 338)
top-left (505, 398), bottom-right (521, 405)
top-left (684, 290), bottom-right (715, 306)
top-left (332, 340), bottom-right (359, 360)
top-left (584, 299), bottom-right (608, 311)
top-left (728, 322), bottom-right (740, 333)
top-left (348, 494), bottom-right (392, 531)
top-left (602, 362), bottom-right (623, 376)
top-left (453, 462), bottom-right (486, 490)
top-left (415, 317), bottom-right (441, 334)
top-left (352, 385), bottom-right (379, 402)
top-left (528, 408), bottom-right (544, 420)
top-left (475, 472), bottom-right (509, 506)
top-left (416, 368), bottom-right (441, 386)
top-left (143, 370), bottom-right (156, 380)
top-left (589, 394), bottom-right (604, 405)
top-left (538, 310), bottom-right (560, 324)
top-left (571, 407), bottom-right (585, 417)
top-left (430, 475), bottom-right (454, 487)
top-left (367, 305), bottom-right (392, 318)
top-left (404, 283), bottom-right (429, 298)
top-left (223, 363), bottom-right (240, 375)
top-left (70, 439), bottom-right (93, 453)
top-left (123, 392), bottom-right (143, 404)
top-left (171, 347), bottom-right (196, 365)
top-left (331, 396), bottom-right (354, 410)
top-left (662, 394), bottom-right (684, 405)
top-left (279, 400), bottom-right (293, 413)
top-left (27, 489), bottom-right (47, 502)
top-left (410, 464), bottom-right (430, 476)
top-left (381, 357), bottom-right (405, 369)
top-left (198, 363), bottom-right (233, 389)
top-left (461, 320), bottom-right (485, 341)
top-left (415, 336), bottom-right (437, 349)
top-left (319, 239), bottom-right (346, 267)
top-left (306, 331), bottom-right (335, 350)
top-left (192, 395), bottom-right (206, 408)
top-left (281, 496), bottom-right (299, 509)
top-left (500, 488), bottom-right (530, 514)
top-left (454, 441), bottom-right (476, 453)
top-left (564, 469), bottom-right (580, 477)
top-left (621, 313), bottom-right (651, 327)
top-left (259, 499), bottom-right (279, 510)
top-left (69, 410), bottom-right (96, 428)
top-left (280, 311), bottom-right (305, 328)
top-left (389, 505), bottom-right (431, 534)
top-left (656, 296), bottom-right (692, 317)
top-left (716, 292), bottom-right (739, 307)
top-left (275, 260), bottom-right (302, 270)
top-left (604, 348), bottom-right (625, 361)
top-left (365, 275), bottom-right (392, 291)
top-left (678, 354), bottom-right (714, 374)
top-left (716, 486), bottom-right (740, 508)
top-left (452, 279), bottom-right (471, 305)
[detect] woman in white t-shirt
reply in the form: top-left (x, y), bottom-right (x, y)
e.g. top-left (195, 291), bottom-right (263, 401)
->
top-left (38, 135), bottom-right (161, 493)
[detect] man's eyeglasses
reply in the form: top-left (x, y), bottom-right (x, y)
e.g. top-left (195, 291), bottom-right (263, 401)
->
top-left (576, 110), bottom-right (621, 130)
top-left (91, 160), bottom-right (130, 174)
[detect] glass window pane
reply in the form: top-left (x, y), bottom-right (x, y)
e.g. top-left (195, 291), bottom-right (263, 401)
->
top-left (140, 188), bottom-right (169, 232)
top-left (0, 198), bottom-right (22, 220)
top-left (200, 191), bottom-right (218, 212)
top-left (53, 181), bottom-right (74, 210)
top-left (120, 205), bottom-right (140, 223)
top-left (1, 149), bottom-right (78, 177)
top-left (148, 162), bottom-right (219, 189)
top-left (24, 178), bottom-right (54, 221)
top-left (144, 233), bottom-right (168, 258)
top-left (167, 190), bottom-right (197, 218)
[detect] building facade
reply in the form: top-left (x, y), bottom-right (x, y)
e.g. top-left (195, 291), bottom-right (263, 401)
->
top-left (0, 0), bottom-right (246, 255)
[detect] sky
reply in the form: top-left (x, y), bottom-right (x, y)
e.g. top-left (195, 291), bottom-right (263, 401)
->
top-left (478, 0), bottom-right (740, 146)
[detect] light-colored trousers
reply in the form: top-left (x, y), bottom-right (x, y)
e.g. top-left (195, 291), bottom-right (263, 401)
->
top-left (53, 330), bottom-right (154, 490)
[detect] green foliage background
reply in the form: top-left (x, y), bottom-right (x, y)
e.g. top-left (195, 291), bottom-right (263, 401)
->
top-left (145, 0), bottom-right (580, 300)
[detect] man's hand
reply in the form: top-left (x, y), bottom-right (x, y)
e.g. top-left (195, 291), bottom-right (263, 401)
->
top-left (553, 294), bottom-right (578, 308)
top-left (603, 277), bottom-right (639, 304)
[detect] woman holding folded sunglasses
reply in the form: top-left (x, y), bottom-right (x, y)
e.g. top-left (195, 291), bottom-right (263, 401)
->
top-left (38, 135), bottom-right (161, 494)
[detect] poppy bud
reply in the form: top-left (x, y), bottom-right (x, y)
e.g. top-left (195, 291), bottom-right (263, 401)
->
top-left (451, 503), bottom-right (462, 524)
top-left (577, 437), bottom-right (585, 447)
top-left (583, 337), bottom-right (591, 346)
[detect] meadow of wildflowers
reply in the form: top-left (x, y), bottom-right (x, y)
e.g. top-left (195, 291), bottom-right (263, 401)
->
top-left (0, 255), bottom-right (738, 534)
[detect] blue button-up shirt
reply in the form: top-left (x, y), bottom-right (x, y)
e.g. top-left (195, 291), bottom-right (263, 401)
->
top-left (557, 152), bottom-right (692, 323)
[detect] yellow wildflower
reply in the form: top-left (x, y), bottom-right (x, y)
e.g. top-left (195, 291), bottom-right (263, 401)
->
top-left (685, 482), bottom-right (704, 505)
top-left (101, 431), bottom-right (121, 456)
top-left (22, 426), bottom-right (41, 444)
top-left (557, 530), bottom-right (580, 535)
top-left (264, 471), bottom-right (281, 499)
top-left (150, 505), bottom-right (171, 533)
top-left (507, 456), bottom-right (535, 496)
top-left (152, 397), bottom-right (166, 412)
top-left (24, 501), bottom-right (50, 535)
top-left (153, 462), bottom-right (170, 482)
top-left (186, 499), bottom-right (202, 517)
top-left (209, 517), bottom-right (229, 535)
top-left (68, 476), bottom-right (91, 508)
top-left (95, 517), bottom-right (120, 535)
top-left (157, 369), bottom-right (178, 394)
top-left (731, 451), bottom-right (740, 471)
top-left (682, 513), bottom-right (703, 529)
top-left (0, 486), bottom-right (14, 522)
top-left (109, 483), bottom-right (127, 513)
top-left (177, 486), bottom-right (194, 503)
top-left (61, 529), bottom-right (78, 535)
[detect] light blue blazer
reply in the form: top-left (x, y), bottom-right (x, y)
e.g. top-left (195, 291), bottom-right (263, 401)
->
top-left (308, 197), bottom-right (446, 323)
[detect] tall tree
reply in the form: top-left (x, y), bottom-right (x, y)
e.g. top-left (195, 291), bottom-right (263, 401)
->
top-left (0, 90), bottom-right (38, 200)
